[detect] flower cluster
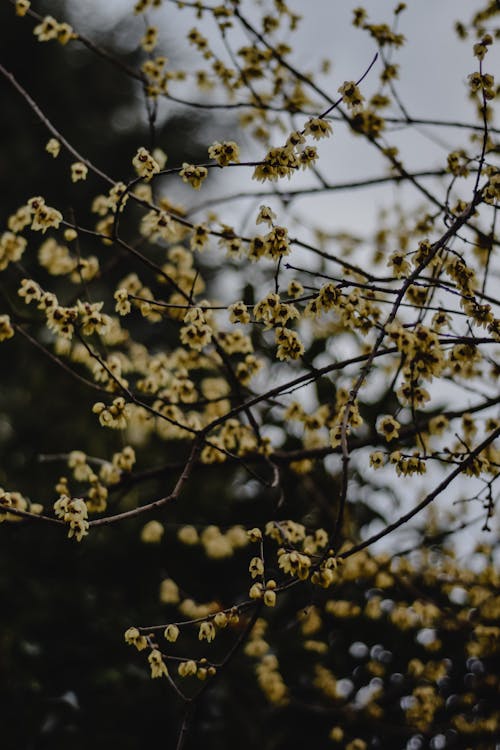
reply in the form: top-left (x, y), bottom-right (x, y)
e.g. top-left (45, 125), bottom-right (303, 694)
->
top-left (33, 15), bottom-right (75, 44)
top-left (53, 495), bottom-right (89, 541)
top-left (179, 163), bottom-right (208, 190)
top-left (141, 55), bottom-right (170, 98)
top-left (468, 71), bottom-right (496, 99)
top-left (180, 307), bottom-right (213, 350)
top-left (124, 626), bottom-right (148, 651)
top-left (208, 140), bottom-right (240, 166)
top-left (92, 397), bottom-right (130, 429)
top-left (253, 142), bottom-right (318, 182)
top-left (0, 488), bottom-right (30, 521)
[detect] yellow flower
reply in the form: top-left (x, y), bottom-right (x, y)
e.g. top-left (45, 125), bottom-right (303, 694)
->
top-left (152, 148), bottom-right (167, 169)
top-left (124, 626), bottom-right (148, 651)
top-left (159, 579), bottom-right (180, 604)
top-left (369, 451), bottom-right (385, 469)
top-left (247, 527), bottom-right (262, 542)
top-left (178, 660), bottom-right (197, 677)
top-left (346, 740), bottom-right (367, 750)
top-left (29, 199), bottom-right (63, 233)
top-left (0, 231), bottom-right (27, 270)
top-left (304, 117), bottom-right (333, 140)
top-left (229, 302), bottom-right (251, 325)
top-left (287, 280), bottom-right (303, 298)
top-left (208, 140), bottom-right (240, 166)
top-left (263, 585), bottom-right (277, 608)
top-left (92, 397), bottom-right (130, 429)
top-left (46, 138), bottom-right (61, 157)
top-left (338, 81), bottom-right (364, 113)
top-left (141, 25), bottom-right (158, 52)
top-left (164, 624), bottom-right (180, 642)
top-left (249, 556), bottom-right (264, 578)
top-left (190, 224), bottom-right (209, 251)
top-left (256, 205), bottom-right (276, 226)
top-left (57, 23), bottom-right (75, 45)
top-left (177, 525), bottom-right (199, 545)
top-left (249, 582), bottom-right (263, 599)
top-left (376, 415), bottom-right (400, 442)
top-left (114, 288), bottom-right (131, 316)
top-left (253, 146), bottom-right (299, 182)
top-left (132, 147), bottom-right (161, 181)
top-left (275, 327), bottom-right (304, 361)
top-left (71, 162), bottom-right (88, 182)
top-left (329, 726), bottom-right (344, 742)
top-left (388, 251), bottom-right (410, 277)
top-left (33, 16), bottom-right (59, 42)
top-left (265, 226), bottom-right (290, 258)
top-left (140, 520), bottom-right (164, 543)
top-left (53, 495), bottom-right (89, 541)
top-left (214, 612), bottom-right (229, 628)
top-left (0, 315), bottom-right (14, 342)
top-left (18, 278), bottom-right (42, 304)
top-left (198, 621), bottom-right (216, 642)
top-left (148, 649), bottom-right (168, 678)
top-left (179, 163), bottom-right (208, 190)
top-left (15, 0), bottom-right (30, 16)
top-left (180, 307), bottom-right (213, 351)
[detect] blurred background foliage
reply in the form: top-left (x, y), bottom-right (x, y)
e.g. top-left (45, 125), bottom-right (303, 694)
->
top-left (0, 2), bottom-right (208, 746)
